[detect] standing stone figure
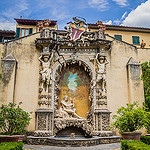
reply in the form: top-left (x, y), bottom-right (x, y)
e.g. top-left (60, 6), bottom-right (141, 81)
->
top-left (96, 53), bottom-right (109, 94)
top-left (39, 52), bottom-right (53, 92)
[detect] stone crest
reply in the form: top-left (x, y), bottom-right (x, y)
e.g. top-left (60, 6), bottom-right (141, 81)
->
top-left (68, 17), bottom-right (87, 41)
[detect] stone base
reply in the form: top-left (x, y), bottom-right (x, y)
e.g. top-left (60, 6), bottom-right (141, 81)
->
top-left (0, 135), bottom-right (24, 143)
top-left (93, 131), bottom-right (113, 137)
top-left (27, 136), bottom-right (121, 147)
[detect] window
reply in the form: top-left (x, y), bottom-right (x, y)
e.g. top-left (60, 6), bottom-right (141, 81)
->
top-left (16, 28), bottom-right (20, 38)
top-left (4, 37), bottom-right (12, 42)
top-left (132, 36), bottom-right (140, 45)
top-left (0, 36), bottom-right (3, 42)
top-left (21, 29), bottom-right (29, 37)
top-left (114, 35), bottom-right (122, 41)
top-left (16, 28), bottom-right (33, 38)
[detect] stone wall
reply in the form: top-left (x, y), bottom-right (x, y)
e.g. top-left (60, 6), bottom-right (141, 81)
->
top-left (0, 32), bottom-right (149, 133)
top-left (0, 43), bottom-right (4, 102)
top-left (106, 38), bottom-right (145, 125)
top-left (1, 33), bottom-right (40, 131)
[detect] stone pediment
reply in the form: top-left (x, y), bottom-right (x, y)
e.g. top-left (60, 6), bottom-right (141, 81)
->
top-left (127, 57), bottom-right (140, 66)
top-left (2, 53), bottom-right (16, 62)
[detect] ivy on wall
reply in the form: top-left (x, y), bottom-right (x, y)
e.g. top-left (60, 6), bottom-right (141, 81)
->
top-left (141, 61), bottom-right (150, 112)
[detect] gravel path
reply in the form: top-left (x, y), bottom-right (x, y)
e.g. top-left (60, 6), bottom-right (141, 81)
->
top-left (23, 143), bottom-right (121, 150)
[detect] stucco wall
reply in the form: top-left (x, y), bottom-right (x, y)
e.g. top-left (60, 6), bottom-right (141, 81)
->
top-left (1, 33), bottom-right (40, 131)
top-left (16, 23), bottom-right (58, 35)
top-left (90, 28), bottom-right (150, 48)
top-left (0, 43), bottom-right (4, 103)
top-left (137, 48), bottom-right (150, 62)
top-left (106, 40), bottom-right (141, 120)
top-left (0, 32), bottom-right (149, 132)
top-left (105, 30), bottom-right (150, 48)
top-left (0, 43), bottom-right (4, 67)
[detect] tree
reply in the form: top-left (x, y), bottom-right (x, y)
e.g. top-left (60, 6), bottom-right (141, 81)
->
top-left (141, 61), bottom-right (150, 112)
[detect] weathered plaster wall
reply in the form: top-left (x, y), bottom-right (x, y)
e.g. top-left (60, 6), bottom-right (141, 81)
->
top-left (0, 32), bottom-right (150, 133)
top-left (0, 43), bottom-right (4, 102)
top-left (1, 33), bottom-right (40, 131)
top-left (0, 43), bottom-right (4, 73)
top-left (106, 39), bottom-right (145, 124)
top-left (137, 48), bottom-right (150, 62)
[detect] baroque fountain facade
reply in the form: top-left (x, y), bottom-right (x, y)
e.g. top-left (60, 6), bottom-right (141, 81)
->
top-left (27, 18), bottom-right (120, 146)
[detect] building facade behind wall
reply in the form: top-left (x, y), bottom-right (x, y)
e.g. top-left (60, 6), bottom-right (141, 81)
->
top-left (88, 23), bottom-right (150, 48)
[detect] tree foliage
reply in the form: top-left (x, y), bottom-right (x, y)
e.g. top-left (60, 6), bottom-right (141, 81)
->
top-left (141, 61), bottom-right (150, 112)
top-left (0, 102), bottom-right (32, 135)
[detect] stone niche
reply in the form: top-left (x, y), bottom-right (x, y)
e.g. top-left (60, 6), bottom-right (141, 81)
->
top-left (34, 18), bottom-right (112, 138)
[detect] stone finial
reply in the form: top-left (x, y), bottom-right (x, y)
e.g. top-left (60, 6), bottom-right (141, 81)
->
top-left (37, 21), bottom-right (44, 32)
top-left (37, 19), bottom-right (52, 31)
top-left (96, 21), bottom-right (106, 33)
top-left (44, 19), bottom-right (51, 28)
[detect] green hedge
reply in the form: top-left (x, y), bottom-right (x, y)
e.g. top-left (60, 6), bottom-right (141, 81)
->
top-left (121, 140), bottom-right (150, 150)
top-left (0, 142), bottom-right (23, 150)
top-left (141, 136), bottom-right (150, 145)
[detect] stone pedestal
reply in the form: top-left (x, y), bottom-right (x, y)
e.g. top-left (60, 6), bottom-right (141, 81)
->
top-left (35, 108), bottom-right (53, 137)
top-left (93, 108), bottom-right (112, 136)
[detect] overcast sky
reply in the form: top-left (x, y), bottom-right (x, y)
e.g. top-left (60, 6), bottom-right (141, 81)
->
top-left (0, 0), bottom-right (149, 31)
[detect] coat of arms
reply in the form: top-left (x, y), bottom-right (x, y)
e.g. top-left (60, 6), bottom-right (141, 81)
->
top-left (68, 17), bottom-right (87, 41)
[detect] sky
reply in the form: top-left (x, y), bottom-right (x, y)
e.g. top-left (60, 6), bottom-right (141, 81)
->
top-left (0, 0), bottom-right (149, 31)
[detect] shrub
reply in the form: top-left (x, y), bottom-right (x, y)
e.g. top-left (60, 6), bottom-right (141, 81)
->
top-left (0, 142), bottom-right (23, 150)
top-left (110, 102), bottom-right (150, 132)
top-left (0, 102), bottom-right (32, 135)
top-left (121, 140), bottom-right (150, 150)
top-left (141, 136), bottom-right (150, 145)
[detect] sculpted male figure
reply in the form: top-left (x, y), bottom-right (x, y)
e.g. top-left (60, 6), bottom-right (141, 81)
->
top-left (60, 95), bottom-right (81, 119)
top-left (96, 53), bottom-right (109, 93)
top-left (39, 52), bottom-right (53, 92)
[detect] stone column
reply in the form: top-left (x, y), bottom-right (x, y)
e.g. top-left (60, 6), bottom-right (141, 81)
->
top-left (35, 45), bottom-right (54, 137)
top-left (127, 57), bottom-right (144, 106)
top-left (93, 47), bottom-right (112, 136)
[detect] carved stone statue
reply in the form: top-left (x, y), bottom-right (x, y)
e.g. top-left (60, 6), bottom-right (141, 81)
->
top-left (58, 95), bottom-right (82, 119)
top-left (39, 52), bottom-right (53, 92)
top-left (96, 53), bottom-right (109, 92)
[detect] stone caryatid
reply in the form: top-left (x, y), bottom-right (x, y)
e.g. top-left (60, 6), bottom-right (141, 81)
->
top-left (96, 52), bottom-right (109, 93)
top-left (39, 51), bottom-right (53, 92)
top-left (59, 95), bottom-right (82, 119)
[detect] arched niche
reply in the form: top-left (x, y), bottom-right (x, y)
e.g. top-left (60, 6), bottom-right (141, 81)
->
top-left (58, 63), bottom-right (90, 118)
top-left (52, 56), bottom-right (96, 115)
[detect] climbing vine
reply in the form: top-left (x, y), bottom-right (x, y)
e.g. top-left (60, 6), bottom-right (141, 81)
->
top-left (141, 61), bottom-right (150, 112)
